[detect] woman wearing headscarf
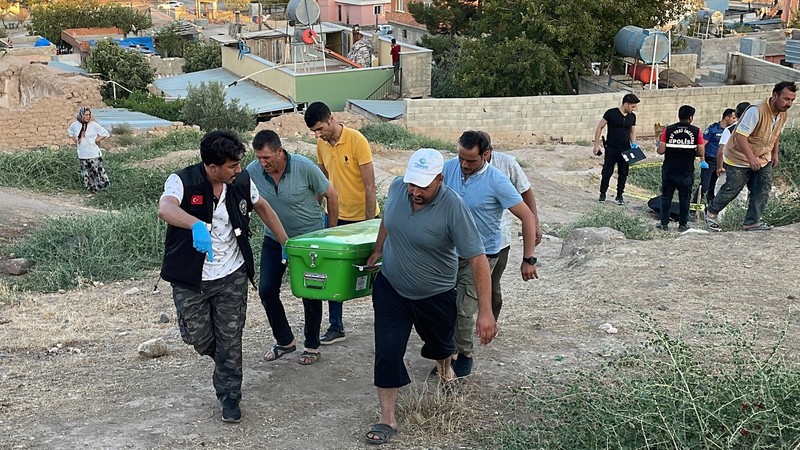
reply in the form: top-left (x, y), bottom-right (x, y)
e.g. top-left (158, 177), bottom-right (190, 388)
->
top-left (68, 106), bottom-right (111, 193)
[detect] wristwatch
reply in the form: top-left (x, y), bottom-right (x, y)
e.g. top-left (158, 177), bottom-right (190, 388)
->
top-left (522, 256), bottom-right (537, 265)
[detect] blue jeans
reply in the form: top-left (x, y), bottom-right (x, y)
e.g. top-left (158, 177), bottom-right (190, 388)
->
top-left (259, 238), bottom-right (322, 349)
top-left (707, 163), bottom-right (772, 226)
top-left (661, 169), bottom-right (694, 226)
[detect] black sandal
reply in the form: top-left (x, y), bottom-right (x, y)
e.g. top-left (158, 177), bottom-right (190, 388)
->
top-left (264, 343), bottom-right (296, 361)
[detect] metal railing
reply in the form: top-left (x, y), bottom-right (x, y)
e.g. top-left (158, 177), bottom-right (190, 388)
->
top-left (366, 68), bottom-right (402, 101)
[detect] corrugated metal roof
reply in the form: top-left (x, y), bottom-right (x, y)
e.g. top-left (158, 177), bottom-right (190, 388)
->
top-left (347, 99), bottom-right (403, 120)
top-left (46, 61), bottom-right (88, 74)
top-left (153, 67), bottom-right (296, 114)
top-left (786, 40), bottom-right (800, 65)
top-left (92, 108), bottom-right (174, 130)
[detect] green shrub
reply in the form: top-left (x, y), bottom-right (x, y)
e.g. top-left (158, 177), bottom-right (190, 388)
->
top-left (554, 207), bottom-right (655, 240)
top-left (6, 205), bottom-right (166, 292)
top-left (488, 313), bottom-right (800, 449)
top-left (111, 122), bottom-right (134, 135)
top-left (87, 40), bottom-right (155, 100)
top-left (718, 192), bottom-right (800, 230)
top-left (778, 128), bottom-right (800, 188)
top-left (183, 42), bottom-right (222, 73)
top-left (628, 164), bottom-right (702, 196)
top-left (107, 90), bottom-right (185, 122)
top-left (182, 81), bottom-right (255, 132)
top-left (360, 123), bottom-right (457, 152)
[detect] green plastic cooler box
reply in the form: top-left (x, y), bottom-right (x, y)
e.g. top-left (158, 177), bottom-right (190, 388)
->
top-left (285, 219), bottom-right (382, 301)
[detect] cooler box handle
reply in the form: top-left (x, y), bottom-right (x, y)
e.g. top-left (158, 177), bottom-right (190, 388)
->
top-left (352, 262), bottom-right (382, 272)
top-left (303, 272), bottom-right (327, 289)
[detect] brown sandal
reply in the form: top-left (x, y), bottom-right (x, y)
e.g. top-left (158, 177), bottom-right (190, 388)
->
top-left (298, 350), bottom-right (320, 365)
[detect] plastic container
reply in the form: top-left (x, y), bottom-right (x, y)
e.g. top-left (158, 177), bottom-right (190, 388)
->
top-left (614, 26), bottom-right (670, 64)
top-left (285, 219), bottom-right (381, 301)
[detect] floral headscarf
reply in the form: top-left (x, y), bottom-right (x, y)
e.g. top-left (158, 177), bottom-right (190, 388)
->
top-left (76, 107), bottom-right (91, 141)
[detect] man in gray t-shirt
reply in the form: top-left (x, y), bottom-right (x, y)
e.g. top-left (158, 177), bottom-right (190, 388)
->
top-left (361, 148), bottom-right (493, 445)
top-left (246, 130), bottom-right (339, 366)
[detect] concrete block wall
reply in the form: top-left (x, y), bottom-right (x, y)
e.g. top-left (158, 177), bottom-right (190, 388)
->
top-left (149, 56), bottom-right (186, 78)
top-left (404, 84), bottom-right (800, 146)
top-left (670, 54), bottom-right (697, 80)
top-left (0, 64), bottom-right (104, 150)
top-left (675, 30), bottom-right (787, 67)
top-left (578, 76), bottom-right (618, 95)
top-left (400, 50), bottom-right (431, 98)
top-left (726, 52), bottom-right (800, 85)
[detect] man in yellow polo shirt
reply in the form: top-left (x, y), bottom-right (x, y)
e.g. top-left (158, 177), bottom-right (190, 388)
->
top-left (705, 81), bottom-right (796, 231)
top-left (304, 101), bottom-right (380, 344)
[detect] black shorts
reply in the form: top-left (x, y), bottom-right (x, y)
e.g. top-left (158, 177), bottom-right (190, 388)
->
top-left (372, 272), bottom-right (456, 389)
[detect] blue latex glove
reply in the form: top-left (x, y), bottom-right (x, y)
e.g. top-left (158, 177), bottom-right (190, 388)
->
top-left (191, 221), bottom-right (214, 262)
top-left (281, 245), bottom-right (289, 265)
top-left (699, 160), bottom-right (710, 169)
top-left (631, 143), bottom-right (639, 150)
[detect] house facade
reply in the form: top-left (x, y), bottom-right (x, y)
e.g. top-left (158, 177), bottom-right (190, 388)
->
top-left (318, 0), bottom-right (391, 26)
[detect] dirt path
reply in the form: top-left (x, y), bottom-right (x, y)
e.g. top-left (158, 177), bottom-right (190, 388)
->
top-left (2, 143), bottom-right (800, 449)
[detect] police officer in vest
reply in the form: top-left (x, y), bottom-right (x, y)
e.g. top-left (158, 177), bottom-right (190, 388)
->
top-left (656, 105), bottom-right (706, 231)
top-left (158, 130), bottom-right (288, 423)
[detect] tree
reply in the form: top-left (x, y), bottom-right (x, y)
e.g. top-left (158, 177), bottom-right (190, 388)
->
top-left (182, 42), bottom-right (222, 73)
top-left (408, 0), bottom-right (479, 35)
top-left (155, 23), bottom-right (188, 58)
top-left (182, 81), bottom-right (255, 132)
top-left (454, 37), bottom-right (566, 97)
top-left (415, 0), bottom-right (691, 96)
top-left (28, 0), bottom-right (151, 45)
top-left (86, 40), bottom-right (155, 99)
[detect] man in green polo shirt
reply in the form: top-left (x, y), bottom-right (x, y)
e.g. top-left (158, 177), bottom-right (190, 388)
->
top-left (246, 130), bottom-right (340, 366)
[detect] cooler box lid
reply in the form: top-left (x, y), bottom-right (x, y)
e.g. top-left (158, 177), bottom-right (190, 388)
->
top-left (285, 219), bottom-right (381, 257)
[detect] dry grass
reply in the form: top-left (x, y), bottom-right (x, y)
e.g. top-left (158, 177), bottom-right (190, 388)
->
top-left (397, 376), bottom-right (494, 441)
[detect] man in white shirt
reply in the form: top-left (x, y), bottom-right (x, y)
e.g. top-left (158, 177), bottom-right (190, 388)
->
top-left (481, 131), bottom-right (541, 320)
top-left (158, 130), bottom-right (288, 423)
top-left (706, 82), bottom-right (796, 231)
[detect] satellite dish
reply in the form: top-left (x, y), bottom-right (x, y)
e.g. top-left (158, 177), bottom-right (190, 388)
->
top-left (287, 0), bottom-right (321, 26)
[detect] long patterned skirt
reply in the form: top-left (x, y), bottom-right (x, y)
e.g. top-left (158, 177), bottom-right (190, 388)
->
top-left (79, 157), bottom-right (110, 193)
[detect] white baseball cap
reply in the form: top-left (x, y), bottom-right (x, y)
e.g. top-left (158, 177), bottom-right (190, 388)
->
top-left (404, 148), bottom-right (444, 187)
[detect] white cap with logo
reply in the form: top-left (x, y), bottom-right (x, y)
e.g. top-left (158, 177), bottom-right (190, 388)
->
top-left (404, 148), bottom-right (444, 187)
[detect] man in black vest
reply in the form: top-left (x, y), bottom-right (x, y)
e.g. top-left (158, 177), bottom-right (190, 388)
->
top-left (656, 105), bottom-right (705, 231)
top-left (158, 130), bottom-right (288, 423)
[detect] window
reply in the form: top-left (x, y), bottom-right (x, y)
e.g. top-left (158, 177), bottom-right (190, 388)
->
top-left (395, 0), bottom-right (404, 12)
top-left (403, 29), bottom-right (408, 39)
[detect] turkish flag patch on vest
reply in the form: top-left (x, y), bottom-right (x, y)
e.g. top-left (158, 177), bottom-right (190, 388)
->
top-left (190, 195), bottom-right (203, 205)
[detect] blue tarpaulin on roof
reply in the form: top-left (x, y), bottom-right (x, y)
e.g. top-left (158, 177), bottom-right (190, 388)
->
top-left (117, 36), bottom-right (155, 54)
top-left (34, 37), bottom-right (52, 47)
top-left (86, 36), bottom-right (156, 54)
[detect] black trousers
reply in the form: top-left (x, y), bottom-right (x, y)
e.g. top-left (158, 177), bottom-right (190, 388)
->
top-left (661, 169), bottom-right (694, 226)
top-left (599, 149), bottom-right (630, 196)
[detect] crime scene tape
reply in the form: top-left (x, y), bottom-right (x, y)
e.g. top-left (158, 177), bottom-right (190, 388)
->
top-left (629, 161), bottom-right (663, 170)
top-left (624, 190), bottom-right (705, 211)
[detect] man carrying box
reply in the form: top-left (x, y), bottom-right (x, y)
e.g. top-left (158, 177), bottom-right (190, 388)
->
top-left (363, 148), bottom-right (493, 445)
top-left (304, 101), bottom-right (380, 345)
top-left (246, 130), bottom-right (340, 366)
top-left (158, 130), bottom-right (288, 423)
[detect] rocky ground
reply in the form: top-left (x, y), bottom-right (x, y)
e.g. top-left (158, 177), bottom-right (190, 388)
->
top-left (1, 136), bottom-right (800, 449)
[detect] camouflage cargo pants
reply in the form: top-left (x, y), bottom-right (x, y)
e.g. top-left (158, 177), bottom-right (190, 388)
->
top-left (172, 265), bottom-right (248, 399)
